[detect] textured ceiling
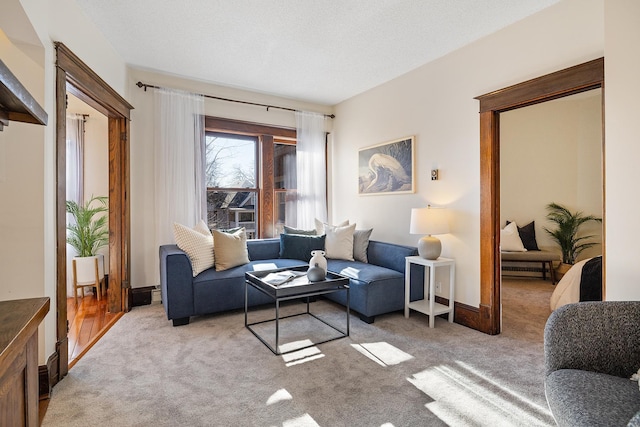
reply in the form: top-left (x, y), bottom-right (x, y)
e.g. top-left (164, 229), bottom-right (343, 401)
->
top-left (74, 0), bottom-right (559, 105)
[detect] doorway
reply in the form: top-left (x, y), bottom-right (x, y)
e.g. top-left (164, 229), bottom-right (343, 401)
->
top-left (475, 58), bottom-right (605, 335)
top-left (499, 89), bottom-right (603, 335)
top-left (64, 92), bottom-right (122, 367)
top-left (53, 42), bottom-right (133, 383)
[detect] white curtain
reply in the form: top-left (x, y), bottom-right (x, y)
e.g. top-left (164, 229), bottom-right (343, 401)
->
top-left (154, 88), bottom-right (205, 248)
top-left (66, 115), bottom-right (84, 219)
top-left (295, 111), bottom-right (327, 229)
top-left (283, 152), bottom-right (297, 228)
top-left (66, 114), bottom-right (85, 294)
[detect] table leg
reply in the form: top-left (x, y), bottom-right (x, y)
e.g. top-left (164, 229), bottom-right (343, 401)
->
top-left (404, 259), bottom-right (411, 318)
top-left (346, 286), bottom-right (350, 336)
top-left (244, 281), bottom-right (248, 327)
top-left (275, 300), bottom-right (280, 355)
top-left (449, 264), bottom-right (455, 323)
top-left (429, 265), bottom-right (436, 328)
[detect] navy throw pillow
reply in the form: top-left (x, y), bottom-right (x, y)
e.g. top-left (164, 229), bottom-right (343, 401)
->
top-left (506, 220), bottom-right (539, 251)
top-left (279, 234), bottom-right (326, 262)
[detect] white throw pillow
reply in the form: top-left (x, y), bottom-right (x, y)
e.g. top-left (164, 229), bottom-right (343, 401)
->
top-left (315, 218), bottom-right (349, 235)
top-left (325, 223), bottom-right (356, 260)
top-left (173, 222), bottom-right (214, 276)
top-left (193, 219), bottom-right (211, 236)
top-left (501, 221), bottom-right (527, 252)
top-left (212, 228), bottom-right (250, 271)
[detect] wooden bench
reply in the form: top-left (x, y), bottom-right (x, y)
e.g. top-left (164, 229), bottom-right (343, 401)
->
top-left (501, 247), bottom-right (561, 284)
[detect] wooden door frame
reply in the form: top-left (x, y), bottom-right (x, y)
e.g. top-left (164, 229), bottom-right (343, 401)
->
top-left (54, 42), bottom-right (133, 381)
top-left (474, 58), bottom-right (604, 335)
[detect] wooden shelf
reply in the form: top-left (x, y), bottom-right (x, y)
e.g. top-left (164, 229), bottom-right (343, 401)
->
top-left (0, 59), bottom-right (48, 131)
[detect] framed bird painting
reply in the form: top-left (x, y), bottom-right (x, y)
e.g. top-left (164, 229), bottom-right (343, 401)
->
top-left (358, 136), bottom-right (415, 195)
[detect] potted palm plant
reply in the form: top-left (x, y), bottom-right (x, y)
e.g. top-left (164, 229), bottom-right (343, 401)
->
top-left (544, 202), bottom-right (602, 278)
top-left (67, 195), bottom-right (109, 300)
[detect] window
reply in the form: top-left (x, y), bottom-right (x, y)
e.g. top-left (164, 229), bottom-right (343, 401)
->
top-left (204, 117), bottom-right (299, 238)
top-left (205, 132), bottom-right (258, 238)
top-left (273, 142), bottom-right (297, 235)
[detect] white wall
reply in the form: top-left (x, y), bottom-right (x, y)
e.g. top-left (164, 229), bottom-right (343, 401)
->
top-left (331, 0), bottom-right (605, 307)
top-left (128, 68), bottom-right (333, 289)
top-left (500, 91), bottom-right (603, 261)
top-left (604, 0), bottom-right (640, 300)
top-left (0, 0), bottom-right (130, 362)
top-left (0, 28), bottom-right (45, 317)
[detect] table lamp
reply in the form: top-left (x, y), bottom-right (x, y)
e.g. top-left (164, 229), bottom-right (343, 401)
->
top-left (410, 206), bottom-right (449, 259)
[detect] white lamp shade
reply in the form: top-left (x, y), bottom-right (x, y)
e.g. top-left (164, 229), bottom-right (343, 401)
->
top-left (410, 207), bottom-right (449, 236)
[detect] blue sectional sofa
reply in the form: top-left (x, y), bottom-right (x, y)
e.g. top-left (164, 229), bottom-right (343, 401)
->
top-left (159, 238), bottom-right (418, 326)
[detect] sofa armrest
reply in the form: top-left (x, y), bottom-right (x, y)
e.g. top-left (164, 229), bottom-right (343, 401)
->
top-left (367, 240), bottom-right (418, 273)
top-left (544, 301), bottom-right (640, 378)
top-left (159, 244), bottom-right (195, 321)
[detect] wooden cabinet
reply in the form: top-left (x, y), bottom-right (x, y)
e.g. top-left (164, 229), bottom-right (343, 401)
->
top-left (0, 298), bottom-right (50, 427)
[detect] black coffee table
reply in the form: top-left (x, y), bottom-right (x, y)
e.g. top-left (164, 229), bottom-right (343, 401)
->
top-left (245, 265), bottom-right (350, 355)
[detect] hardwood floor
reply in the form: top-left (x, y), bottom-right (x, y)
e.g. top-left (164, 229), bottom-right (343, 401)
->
top-left (67, 289), bottom-right (123, 369)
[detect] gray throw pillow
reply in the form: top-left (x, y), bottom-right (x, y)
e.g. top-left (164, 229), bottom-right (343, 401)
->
top-left (353, 228), bottom-right (373, 263)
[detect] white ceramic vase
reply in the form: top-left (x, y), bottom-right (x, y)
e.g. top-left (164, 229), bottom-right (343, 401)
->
top-left (309, 250), bottom-right (327, 274)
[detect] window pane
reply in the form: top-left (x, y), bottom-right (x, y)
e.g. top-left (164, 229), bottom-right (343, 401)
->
top-left (206, 190), bottom-right (257, 239)
top-left (274, 190), bottom-right (297, 235)
top-left (274, 143), bottom-right (296, 190)
top-left (205, 133), bottom-right (256, 188)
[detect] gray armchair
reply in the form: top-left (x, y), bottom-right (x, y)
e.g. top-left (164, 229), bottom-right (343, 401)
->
top-left (544, 301), bottom-right (640, 426)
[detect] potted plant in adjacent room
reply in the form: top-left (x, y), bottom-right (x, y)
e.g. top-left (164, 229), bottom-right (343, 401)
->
top-left (66, 195), bottom-right (109, 303)
top-left (543, 202), bottom-right (602, 279)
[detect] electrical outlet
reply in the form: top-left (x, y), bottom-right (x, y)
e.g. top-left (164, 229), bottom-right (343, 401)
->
top-left (435, 282), bottom-right (442, 292)
top-left (151, 288), bottom-right (162, 304)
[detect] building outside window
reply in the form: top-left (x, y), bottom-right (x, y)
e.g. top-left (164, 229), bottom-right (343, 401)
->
top-left (204, 119), bottom-right (302, 238)
top-left (205, 132), bottom-right (258, 238)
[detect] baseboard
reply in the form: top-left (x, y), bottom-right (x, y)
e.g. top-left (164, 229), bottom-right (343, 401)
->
top-left (452, 301), bottom-right (482, 331)
top-left (131, 286), bottom-right (155, 307)
top-left (38, 365), bottom-right (50, 400)
top-left (39, 351), bottom-right (59, 400)
top-left (430, 296), bottom-right (482, 332)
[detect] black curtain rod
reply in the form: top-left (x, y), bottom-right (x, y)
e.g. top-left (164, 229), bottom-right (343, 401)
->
top-left (135, 81), bottom-right (335, 119)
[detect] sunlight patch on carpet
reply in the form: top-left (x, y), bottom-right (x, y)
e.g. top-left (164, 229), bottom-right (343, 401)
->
top-left (351, 342), bottom-right (413, 366)
top-left (281, 413), bottom-right (321, 427)
top-left (281, 341), bottom-right (325, 367)
top-left (407, 364), bottom-right (553, 426)
top-left (267, 388), bottom-right (293, 405)
top-left (455, 361), bottom-right (553, 417)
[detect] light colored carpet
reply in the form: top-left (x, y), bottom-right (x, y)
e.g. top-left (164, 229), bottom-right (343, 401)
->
top-left (43, 279), bottom-right (556, 426)
top-left (502, 277), bottom-right (555, 342)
